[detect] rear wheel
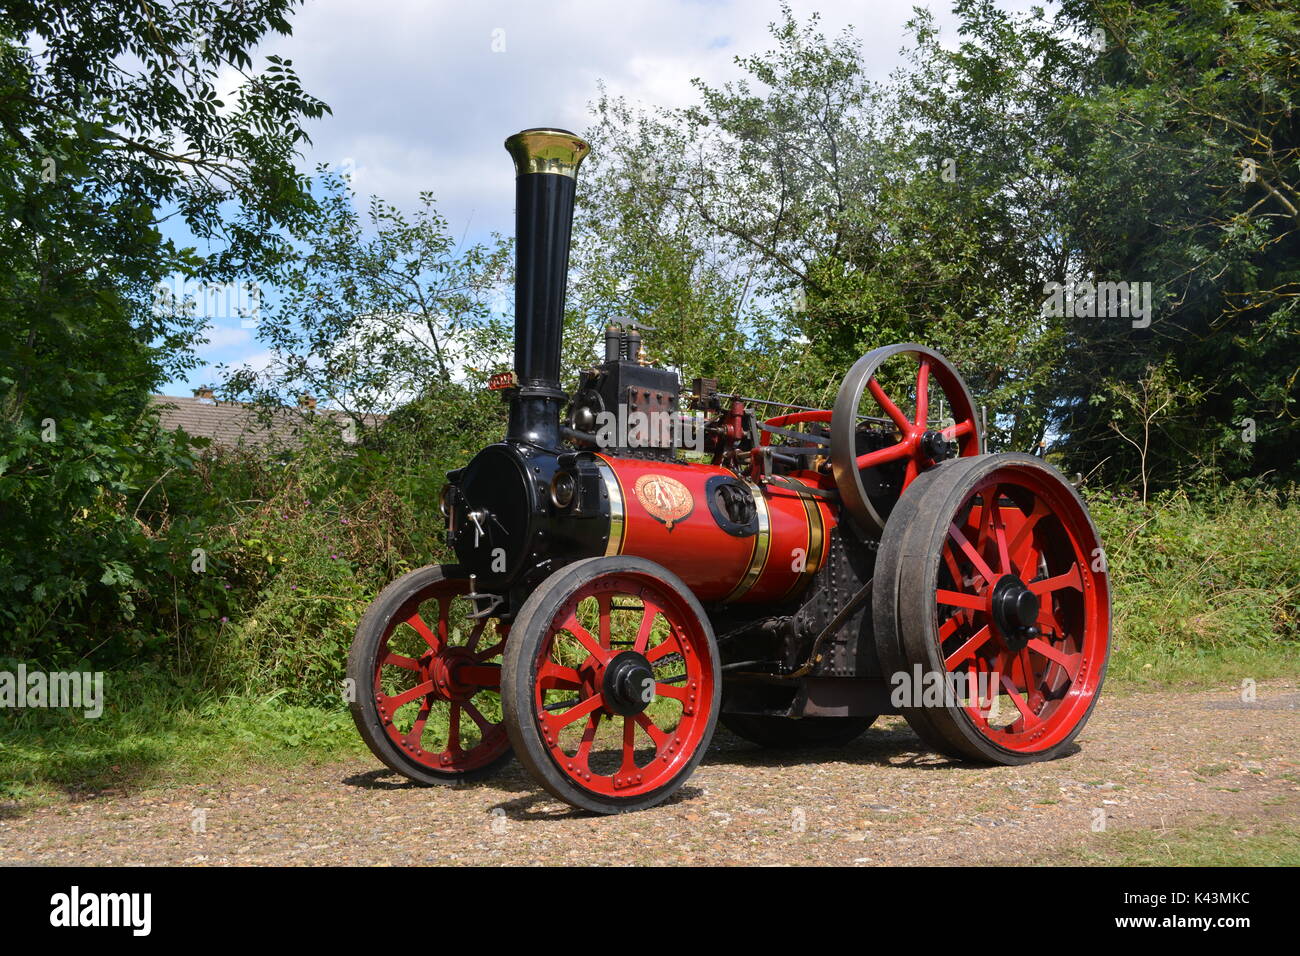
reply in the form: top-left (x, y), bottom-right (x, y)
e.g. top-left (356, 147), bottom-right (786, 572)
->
top-left (347, 564), bottom-right (511, 784)
top-left (501, 557), bottom-right (721, 814)
top-left (721, 713), bottom-right (875, 749)
top-left (873, 454), bottom-right (1110, 764)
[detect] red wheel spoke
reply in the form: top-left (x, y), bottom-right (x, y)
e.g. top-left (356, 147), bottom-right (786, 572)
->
top-left (937, 588), bottom-right (986, 612)
top-left (941, 542), bottom-right (965, 589)
top-left (1007, 499), bottom-right (1050, 571)
top-left (948, 522), bottom-right (996, 585)
top-left (987, 648), bottom-right (1012, 686)
top-left (646, 632), bottom-right (683, 663)
top-left (464, 619), bottom-right (488, 653)
top-left (597, 593), bottom-right (613, 650)
top-left (547, 692), bottom-right (604, 730)
top-left (914, 358), bottom-right (931, 426)
top-left (564, 618), bottom-right (609, 664)
top-left (404, 703), bottom-right (431, 748)
top-left (575, 714), bottom-right (601, 769)
top-left (461, 700), bottom-right (493, 733)
top-left (1037, 603), bottom-right (1067, 638)
top-left (943, 624), bottom-right (992, 671)
top-left (938, 613), bottom-right (964, 641)
top-left (654, 682), bottom-right (688, 702)
top-left (940, 546), bottom-right (974, 631)
top-left (868, 377), bottom-right (913, 433)
top-left (380, 651), bottom-right (420, 672)
top-left (1008, 648), bottom-right (1030, 689)
top-left (1017, 543), bottom-right (1043, 582)
top-left (941, 418), bottom-right (974, 440)
top-left (972, 491), bottom-right (997, 575)
top-left (975, 660), bottom-right (997, 710)
top-left (537, 660), bottom-right (582, 691)
top-left (999, 673), bottom-right (1041, 728)
top-left (855, 438), bottom-right (913, 471)
top-left (1018, 648), bottom-right (1040, 699)
top-left (1027, 638), bottom-right (1081, 680)
top-left (386, 680), bottom-right (434, 709)
top-left (406, 612), bottom-right (441, 651)
top-left (447, 703), bottom-right (462, 753)
top-left (633, 712), bottom-right (669, 749)
top-left (620, 718), bottom-right (638, 774)
top-left (473, 638), bottom-right (505, 662)
top-left (1028, 566), bottom-right (1083, 596)
top-left (990, 495), bottom-right (1011, 576)
top-left (437, 598), bottom-right (451, 644)
top-left (903, 456), bottom-right (919, 486)
top-left (963, 662), bottom-right (992, 728)
top-left (633, 601), bottom-right (661, 654)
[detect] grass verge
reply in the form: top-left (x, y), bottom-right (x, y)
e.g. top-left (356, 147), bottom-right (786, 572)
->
top-left (1045, 815), bottom-right (1300, 866)
top-left (0, 669), bottom-right (362, 806)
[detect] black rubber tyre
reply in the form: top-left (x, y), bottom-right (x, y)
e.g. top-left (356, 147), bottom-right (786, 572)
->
top-left (872, 459), bottom-right (974, 762)
top-left (720, 713), bottom-right (876, 749)
top-left (347, 564), bottom-right (513, 785)
top-left (501, 556), bottom-right (722, 815)
top-left (873, 454), bottom-right (1111, 765)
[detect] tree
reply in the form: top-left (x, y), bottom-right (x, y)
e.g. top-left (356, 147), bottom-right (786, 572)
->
top-left (576, 5), bottom-right (1073, 447)
top-left (221, 169), bottom-right (512, 432)
top-left (571, 92), bottom-right (818, 404)
top-left (576, 0), bottom-right (1299, 486)
top-left (0, 0), bottom-right (328, 654)
top-left (1051, 0), bottom-right (1300, 487)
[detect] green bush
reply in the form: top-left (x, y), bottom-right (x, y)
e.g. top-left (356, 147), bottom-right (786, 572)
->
top-left (1090, 486), bottom-right (1300, 683)
top-left (172, 387), bottom-right (503, 707)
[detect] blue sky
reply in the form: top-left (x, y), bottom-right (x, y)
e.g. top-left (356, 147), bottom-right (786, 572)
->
top-left (164, 0), bottom-right (1039, 397)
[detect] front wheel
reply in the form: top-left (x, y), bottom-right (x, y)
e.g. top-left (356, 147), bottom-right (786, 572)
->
top-left (501, 557), bottom-right (721, 814)
top-left (347, 564), bottom-right (512, 784)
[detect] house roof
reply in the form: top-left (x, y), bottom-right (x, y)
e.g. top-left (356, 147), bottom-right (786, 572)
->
top-left (150, 395), bottom-right (384, 451)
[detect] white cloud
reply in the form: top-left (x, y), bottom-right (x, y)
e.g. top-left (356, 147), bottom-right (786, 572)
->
top-left (250, 0), bottom-right (1036, 234)
top-left (201, 324), bottom-right (253, 349)
top-left (168, 0), bottom-right (1046, 395)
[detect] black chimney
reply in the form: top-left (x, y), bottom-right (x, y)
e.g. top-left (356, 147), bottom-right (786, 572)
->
top-left (503, 128), bottom-right (590, 447)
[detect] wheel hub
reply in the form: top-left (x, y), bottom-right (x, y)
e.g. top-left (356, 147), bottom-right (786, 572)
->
top-left (601, 651), bottom-right (657, 716)
top-left (920, 429), bottom-right (957, 462)
top-left (991, 574), bottom-right (1040, 651)
top-left (426, 646), bottom-right (478, 702)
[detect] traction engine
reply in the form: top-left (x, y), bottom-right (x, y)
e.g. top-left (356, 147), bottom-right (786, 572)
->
top-left (347, 129), bottom-right (1112, 814)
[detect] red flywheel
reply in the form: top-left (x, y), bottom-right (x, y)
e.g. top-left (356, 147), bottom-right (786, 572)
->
top-left (831, 343), bottom-right (982, 535)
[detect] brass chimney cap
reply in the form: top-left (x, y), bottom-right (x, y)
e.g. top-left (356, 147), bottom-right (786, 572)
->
top-left (505, 128), bottom-right (591, 178)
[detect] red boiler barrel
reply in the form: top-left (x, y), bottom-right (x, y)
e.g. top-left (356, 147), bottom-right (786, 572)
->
top-left (591, 454), bottom-right (836, 604)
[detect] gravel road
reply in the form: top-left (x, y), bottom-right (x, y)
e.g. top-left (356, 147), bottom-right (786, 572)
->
top-left (2, 680), bottom-right (1295, 866)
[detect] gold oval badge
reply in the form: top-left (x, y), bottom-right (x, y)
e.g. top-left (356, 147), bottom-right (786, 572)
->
top-left (633, 474), bottom-right (694, 530)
